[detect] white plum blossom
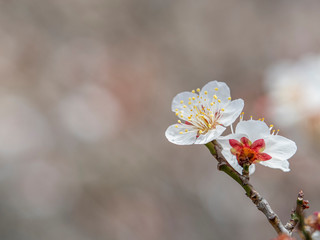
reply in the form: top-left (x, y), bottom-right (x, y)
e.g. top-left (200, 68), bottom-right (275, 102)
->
top-left (165, 81), bottom-right (244, 145)
top-left (265, 55), bottom-right (320, 127)
top-left (217, 120), bottom-right (297, 175)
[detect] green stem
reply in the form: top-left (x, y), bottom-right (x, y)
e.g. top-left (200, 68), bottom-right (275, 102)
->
top-left (205, 141), bottom-right (251, 196)
top-left (296, 197), bottom-right (312, 240)
top-left (219, 164), bottom-right (251, 196)
top-left (242, 164), bottom-right (250, 177)
top-left (205, 142), bottom-right (216, 155)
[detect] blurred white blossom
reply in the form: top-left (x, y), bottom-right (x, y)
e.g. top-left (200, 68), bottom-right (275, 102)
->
top-left (265, 55), bottom-right (320, 128)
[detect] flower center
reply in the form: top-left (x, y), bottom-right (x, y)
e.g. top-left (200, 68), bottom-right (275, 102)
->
top-left (229, 137), bottom-right (271, 166)
top-left (175, 88), bottom-right (230, 135)
top-left (239, 147), bottom-right (257, 165)
top-left (192, 107), bottom-right (223, 134)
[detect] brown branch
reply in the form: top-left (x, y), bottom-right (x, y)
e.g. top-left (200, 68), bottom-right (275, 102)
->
top-left (285, 191), bottom-right (312, 240)
top-left (205, 141), bottom-right (290, 236)
top-left (285, 191), bottom-right (309, 235)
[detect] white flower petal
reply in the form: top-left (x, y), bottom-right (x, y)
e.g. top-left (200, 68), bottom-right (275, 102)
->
top-left (216, 133), bottom-right (247, 146)
top-left (171, 91), bottom-right (198, 112)
top-left (165, 124), bottom-right (198, 145)
top-left (194, 125), bottom-right (226, 144)
top-left (219, 99), bottom-right (244, 126)
top-left (220, 148), bottom-right (243, 174)
top-left (264, 135), bottom-right (297, 160)
top-left (248, 164), bottom-right (256, 175)
top-left (235, 120), bottom-right (270, 141)
top-left (200, 81), bottom-right (231, 104)
top-left (259, 158), bottom-right (290, 172)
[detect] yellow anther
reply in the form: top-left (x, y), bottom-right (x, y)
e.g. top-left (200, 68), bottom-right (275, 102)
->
top-left (215, 88), bottom-right (218, 91)
top-left (180, 100), bottom-right (184, 104)
top-left (190, 109), bottom-right (193, 111)
top-left (188, 97), bottom-right (191, 100)
top-left (250, 115), bottom-right (253, 119)
top-left (197, 95), bottom-right (199, 98)
top-left (185, 129), bottom-right (188, 132)
top-left (241, 112), bottom-right (244, 115)
top-left (180, 115), bottom-right (183, 118)
top-left (259, 118), bottom-right (261, 121)
top-left (199, 130), bottom-right (203, 134)
top-left (176, 112), bottom-right (179, 116)
top-left (210, 114), bottom-right (214, 117)
top-left (192, 97), bottom-right (195, 100)
top-left (204, 99), bottom-right (206, 101)
top-left (196, 88), bottom-right (200, 92)
top-left (204, 91), bottom-right (208, 95)
top-left (218, 99), bottom-right (221, 103)
top-left (210, 102), bottom-right (214, 106)
top-left (272, 130), bottom-right (275, 133)
top-left (213, 95), bottom-right (218, 99)
top-left (183, 105), bottom-right (187, 108)
top-left (221, 108), bottom-right (225, 111)
top-left (270, 124), bottom-right (274, 128)
top-left (208, 124), bottom-right (212, 128)
top-left (179, 131), bottom-right (183, 134)
top-left (262, 118), bottom-right (265, 121)
top-left (188, 101), bottom-right (192, 105)
top-left (277, 129), bottom-right (280, 132)
top-left (191, 90), bottom-right (195, 93)
top-left (228, 97), bottom-right (231, 100)
top-left (175, 125), bottom-right (178, 128)
top-left (175, 109), bottom-right (178, 112)
top-left (207, 108), bottom-right (210, 111)
top-left (178, 120), bottom-right (182, 123)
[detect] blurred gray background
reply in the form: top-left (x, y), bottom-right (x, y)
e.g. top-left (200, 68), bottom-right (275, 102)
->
top-left (0, 0), bottom-right (320, 239)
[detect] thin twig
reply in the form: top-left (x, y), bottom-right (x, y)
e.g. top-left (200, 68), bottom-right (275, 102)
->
top-left (295, 191), bottom-right (312, 240)
top-left (205, 141), bottom-right (290, 235)
top-left (285, 191), bottom-right (310, 236)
